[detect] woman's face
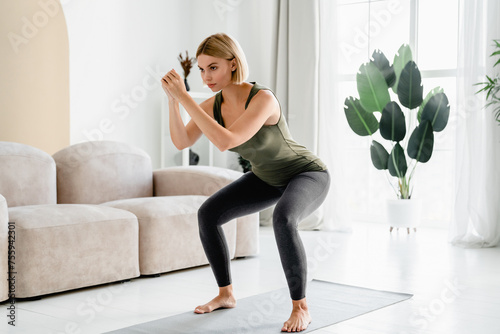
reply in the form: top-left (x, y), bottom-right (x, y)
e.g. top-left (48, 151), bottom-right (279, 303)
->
top-left (197, 54), bottom-right (235, 91)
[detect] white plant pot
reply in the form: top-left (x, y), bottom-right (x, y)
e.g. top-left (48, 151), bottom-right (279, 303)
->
top-left (386, 199), bottom-right (422, 233)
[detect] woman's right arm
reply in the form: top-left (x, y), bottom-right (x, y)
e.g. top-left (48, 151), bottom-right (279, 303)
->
top-left (168, 99), bottom-right (203, 150)
top-left (162, 77), bottom-right (204, 150)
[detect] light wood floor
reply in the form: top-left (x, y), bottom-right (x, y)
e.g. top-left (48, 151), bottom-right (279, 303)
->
top-left (2, 222), bottom-right (499, 333)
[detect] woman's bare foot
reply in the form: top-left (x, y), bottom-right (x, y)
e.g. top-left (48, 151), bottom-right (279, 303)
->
top-left (281, 298), bottom-right (312, 332)
top-left (194, 284), bottom-right (237, 314)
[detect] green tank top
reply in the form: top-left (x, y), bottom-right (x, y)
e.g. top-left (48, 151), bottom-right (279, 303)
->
top-left (213, 82), bottom-right (327, 187)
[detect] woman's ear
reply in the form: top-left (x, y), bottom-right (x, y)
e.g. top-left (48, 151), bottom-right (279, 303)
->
top-left (231, 59), bottom-right (237, 72)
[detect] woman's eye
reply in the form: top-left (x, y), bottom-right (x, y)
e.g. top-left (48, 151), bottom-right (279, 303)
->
top-left (210, 66), bottom-right (217, 71)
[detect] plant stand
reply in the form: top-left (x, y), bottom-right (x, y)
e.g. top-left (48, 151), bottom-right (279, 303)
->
top-left (389, 226), bottom-right (417, 234)
top-left (386, 199), bottom-right (422, 234)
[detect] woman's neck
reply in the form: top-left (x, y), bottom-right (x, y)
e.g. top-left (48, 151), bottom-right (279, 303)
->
top-left (221, 82), bottom-right (252, 107)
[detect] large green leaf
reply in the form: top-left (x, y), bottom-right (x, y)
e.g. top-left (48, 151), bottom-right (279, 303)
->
top-left (492, 39), bottom-right (500, 67)
top-left (392, 44), bottom-right (412, 93)
top-left (397, 60), bottom-right (423, 109)
top-left (418, 87), bottom-right (444, 122)
top-left (370, 140), bottom-right (389, 170)
top-left (344, 97), bottom-right (379, 136)
top-left (379, 102), bottom-right (406, 142)
top-left (420, 92), bottom-right (450, 132)
top-left (388, 143), bottom-right (407, 178)
top-left (357, 62), bottom-right (391, 112)
top-left (371, 50), bottom-right (396, 88)
top-left (408, 120), bottom-right (434, 163)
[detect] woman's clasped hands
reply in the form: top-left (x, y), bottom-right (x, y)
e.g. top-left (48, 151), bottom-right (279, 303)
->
top-left (162, 69), bottom-right (187, 102)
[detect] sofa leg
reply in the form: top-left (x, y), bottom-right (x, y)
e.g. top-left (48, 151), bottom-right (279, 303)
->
top-left (140, 273), bottom-right (161, 278)
top-left (14, 296), bottom-right (42, 301)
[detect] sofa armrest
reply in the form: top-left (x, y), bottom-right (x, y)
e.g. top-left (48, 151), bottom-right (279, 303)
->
top-left (153, 166), bottom-right (243, 197)
top-left (0, 194), bottom-right (10, 302)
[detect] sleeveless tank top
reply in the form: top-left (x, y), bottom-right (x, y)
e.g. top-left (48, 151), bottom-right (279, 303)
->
top-left (213, 82), bottom-right (327, 187)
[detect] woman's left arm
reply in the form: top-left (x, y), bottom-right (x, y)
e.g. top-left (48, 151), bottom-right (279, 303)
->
top-left (163, 69), bottom-right (277, 152)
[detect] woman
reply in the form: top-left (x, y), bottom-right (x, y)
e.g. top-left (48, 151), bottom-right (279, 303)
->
top-left (162, 33), bottom-right (330, 333)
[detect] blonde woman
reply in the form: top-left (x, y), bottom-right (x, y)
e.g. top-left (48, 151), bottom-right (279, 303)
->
top-left (162, 33), bottom-right (329, 333)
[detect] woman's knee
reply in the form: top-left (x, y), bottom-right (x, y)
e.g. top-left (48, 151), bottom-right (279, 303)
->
top-left (198, 199), bottom-right (215, 227)
top-left (198, 196), bottom-right (228, 229)
top-left (272, 206), bottom-right (299, 231)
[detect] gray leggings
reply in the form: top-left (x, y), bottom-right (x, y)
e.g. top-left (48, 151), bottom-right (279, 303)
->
top-left (198, 170), bottom-right (330, 300)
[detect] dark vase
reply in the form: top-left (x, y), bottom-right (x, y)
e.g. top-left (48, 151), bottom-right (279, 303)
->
top-left (189, 149), bottom-right (199, 165)
top-left (184, 78), bottom-right (190, 92)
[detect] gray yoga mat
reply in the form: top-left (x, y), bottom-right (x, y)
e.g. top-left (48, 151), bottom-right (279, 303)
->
top-left (106, 279), bottom-right (412, 333)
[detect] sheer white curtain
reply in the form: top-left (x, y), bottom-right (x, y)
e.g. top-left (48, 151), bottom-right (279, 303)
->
top-left (273, 0), bottom-right (349, 231)
top-left (450, 0), bottom-right (500, 247)
top-left (317, 0), bottom-right (351, 231)
top-left (275, 0), bottom-right (320, 154)
top-left (274, 0), bottom-right (321, 230)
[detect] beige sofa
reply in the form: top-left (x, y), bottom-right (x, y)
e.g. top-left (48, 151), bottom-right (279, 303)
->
top-left (0, 141), bottom-right (259, 300)
top-left (0, 195), bottom-right (9, 302)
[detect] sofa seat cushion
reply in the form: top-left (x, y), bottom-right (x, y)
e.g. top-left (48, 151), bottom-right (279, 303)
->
top-left (101, 195), bottom-right (237, 275)
top-left (8, 204), bottom-right (139, 298)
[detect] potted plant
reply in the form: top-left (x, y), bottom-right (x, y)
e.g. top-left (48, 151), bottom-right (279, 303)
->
top-left (238, 155), bottom-right (252, 173)
top-left (343, 44), bottom-right (451, 233)
top-left (474, 39), bottom-right (500, 124)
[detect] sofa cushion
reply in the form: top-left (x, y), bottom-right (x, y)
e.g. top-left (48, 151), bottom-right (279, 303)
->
top-left (53, 141), bottom-right (153, 204)
top-left (234, 214), bottom-right (260, 258)
top-left (0, 195), bottom-right (9, 302)
top-left (152, 166), bottom-right (260, 258)
top-left (8, 204), bottom-right (140, 298)
top-left (102, 196), bottom-right (237, 275)
top-left (0, 141), bottom-right (57, 207)
top-left (153, 166), bottom-right (243, 197)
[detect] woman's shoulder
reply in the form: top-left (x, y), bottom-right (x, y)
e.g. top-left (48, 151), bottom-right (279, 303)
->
top-left (251, 89), bottom-right (276, 105)
top-left (251, 82), bottom-right (276, 98)
top-left (248, 83), bottom-right (278, 108)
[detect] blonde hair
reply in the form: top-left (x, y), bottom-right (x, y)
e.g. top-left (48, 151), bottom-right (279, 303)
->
top-left (196, 33), bottom-right (249, 84)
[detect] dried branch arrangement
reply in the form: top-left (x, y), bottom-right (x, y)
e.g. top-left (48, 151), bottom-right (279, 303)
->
top-left (178, 51), bottom-right (196, 78)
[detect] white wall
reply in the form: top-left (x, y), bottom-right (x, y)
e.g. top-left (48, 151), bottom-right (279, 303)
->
top-left (187, 0), bottom-right (278, 90)
top-left (63, 0), bottom-right (187, 168)
top-left (63, 0), bottom-right (279, 169)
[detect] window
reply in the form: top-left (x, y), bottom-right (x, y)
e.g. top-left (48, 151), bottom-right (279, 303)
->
top-left (335, 0), bottom-right (458, 228)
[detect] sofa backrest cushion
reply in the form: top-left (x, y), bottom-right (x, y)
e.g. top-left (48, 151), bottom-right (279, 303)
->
top-left (53, 141), bottom-right (153, 204)
top-left (0, 141), bottom-right (57, 207)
